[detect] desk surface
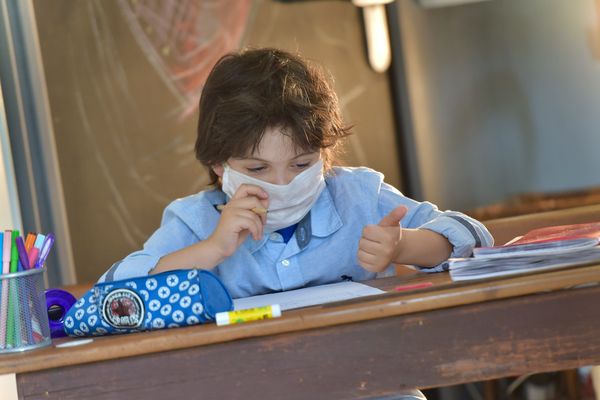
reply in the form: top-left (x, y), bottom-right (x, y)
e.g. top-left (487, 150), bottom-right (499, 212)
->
top-left (2, 263), bottom-right (600, 399)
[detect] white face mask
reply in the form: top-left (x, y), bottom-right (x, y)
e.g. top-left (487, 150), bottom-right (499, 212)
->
top-left (221, 159), bottom-right (326, 233)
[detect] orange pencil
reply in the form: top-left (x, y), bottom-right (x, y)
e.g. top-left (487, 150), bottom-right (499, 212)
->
top-left (216, 205), bottom-right (267, 216)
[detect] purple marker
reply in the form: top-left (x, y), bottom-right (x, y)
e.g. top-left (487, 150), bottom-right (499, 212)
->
top-left (15, 236), bottom-right (30, 271)
top-left (34, 233), bottom-right (55, 269)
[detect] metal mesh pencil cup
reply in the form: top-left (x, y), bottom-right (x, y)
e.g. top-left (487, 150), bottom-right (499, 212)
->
top-left (0, 267), bottom-right (51, 353)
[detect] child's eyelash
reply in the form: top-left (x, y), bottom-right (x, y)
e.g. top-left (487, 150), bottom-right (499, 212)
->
top-left (246, 162), bottom-right (309, 172)
top-left (246, 166), bottom-right (265, 172)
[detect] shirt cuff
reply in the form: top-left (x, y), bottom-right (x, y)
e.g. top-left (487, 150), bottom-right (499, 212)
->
top-left (415, 213), bottom-right (492, 272)
top-left (420, 214), bottom-right (490, 257)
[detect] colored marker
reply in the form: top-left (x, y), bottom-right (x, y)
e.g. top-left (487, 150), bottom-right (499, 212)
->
top-left (15, 235), bottom-right (34, 343)
top-left (34, 233), bottom-right (55, 269)
top-left (15, 236), bottom-right (33, 344)
top-left (0, 231), bottom-right (11, 347)
top-left (24, 232), bottom-right (36, 253)
top-left (216, 304), bottom-right (281, 326)
top-left (15, 236), bottom-right (29, 271)
top-left (1, 231), bottom-right (9, 274)
top-left (394, 282), bottom-right (434, 292)
top-left (28, 234), bottom-right (45, 269)
top-left (31, 316), bottom-right (43, 342)
top-left (6, 231), bottom-right (20, 347)
top-left (10, 230), bottom-right (19, 273)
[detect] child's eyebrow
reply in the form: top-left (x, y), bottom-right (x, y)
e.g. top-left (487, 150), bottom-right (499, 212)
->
top-left (292, 152), bottom-right (315, 159)
top-left (232, 156), bottom-right (268, 162)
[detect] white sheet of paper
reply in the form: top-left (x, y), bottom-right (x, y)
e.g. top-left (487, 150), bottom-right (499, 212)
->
top-left (233, 281), bottom-right (385, 311)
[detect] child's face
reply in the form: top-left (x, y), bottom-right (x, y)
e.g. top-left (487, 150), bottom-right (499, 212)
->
top-left (212, 126), bottom-right (321, 185)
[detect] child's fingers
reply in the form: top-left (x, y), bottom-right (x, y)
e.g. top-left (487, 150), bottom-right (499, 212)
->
top-left (232, 212), bottom-right (263, 241)
top-left (358, 237), bottom-right (381, 256)
top-left (357, 249), bottom-right (375, 266)
top-left (378, 206), bottom-right (408, 227)
top-left (232, 184), bottom-right (269, 201)
top-left (359, 237), bottom-right (397, 264)
top-left (357, 249), bottom-right (383, 272)
top-left (227, 196), bottom-right (269, 216)
top-left (362, 224), bottom-right (399, 243)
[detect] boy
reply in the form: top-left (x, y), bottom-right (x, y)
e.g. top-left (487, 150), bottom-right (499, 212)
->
top-left (100, 48), bottom-right (493, 298)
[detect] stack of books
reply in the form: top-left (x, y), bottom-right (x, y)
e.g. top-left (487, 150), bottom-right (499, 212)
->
top-left (449, 222), bottom-right (600, 281)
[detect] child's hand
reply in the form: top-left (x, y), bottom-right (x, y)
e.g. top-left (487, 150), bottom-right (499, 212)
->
top-left (208, 184), bottom-right (269, 259)
top-left (357, 206), bottom-right (408, 273)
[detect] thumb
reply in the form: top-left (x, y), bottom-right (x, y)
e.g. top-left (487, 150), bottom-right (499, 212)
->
top-left (378, 206), bottom-right (408, 227)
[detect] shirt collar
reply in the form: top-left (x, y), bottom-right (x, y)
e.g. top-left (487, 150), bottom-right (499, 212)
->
top-left (309, 184), bottom-right (343, 237)
top-left (242, 184), bottom-right (342, 254)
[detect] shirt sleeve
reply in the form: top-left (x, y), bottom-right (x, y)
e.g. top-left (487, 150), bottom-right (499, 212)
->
top-left (378, 182), bottom-right (494, 272)
top-left (98, 206), bottom-right (201, 282)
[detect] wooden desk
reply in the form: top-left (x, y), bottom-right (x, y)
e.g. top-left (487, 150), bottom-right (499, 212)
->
top-left (1, 263), bottom-right (600, 400)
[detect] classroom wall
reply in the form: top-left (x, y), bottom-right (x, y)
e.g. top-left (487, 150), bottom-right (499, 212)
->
top-left (397, 0), bottom-right (600, 211)
top-left (32, 0), bottom-right (399, 283)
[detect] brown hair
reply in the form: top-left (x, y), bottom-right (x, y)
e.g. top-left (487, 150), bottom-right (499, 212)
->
top-left (195, 48), bottom-right (352, 184)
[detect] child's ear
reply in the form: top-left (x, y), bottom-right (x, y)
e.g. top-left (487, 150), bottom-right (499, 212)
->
top-left (212, 164), bottom-right (224, 177)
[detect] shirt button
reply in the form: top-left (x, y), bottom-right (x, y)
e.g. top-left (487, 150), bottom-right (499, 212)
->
top-left (270, 233), bottom-right (279, 241)
top-left (281, 259), bottom-right (290, 267)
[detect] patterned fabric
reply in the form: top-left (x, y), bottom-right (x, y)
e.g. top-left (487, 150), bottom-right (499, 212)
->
top-left (64, 269), bottom-right (232, 337)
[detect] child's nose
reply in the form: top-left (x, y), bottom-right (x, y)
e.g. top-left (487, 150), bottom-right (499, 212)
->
top-left (273, 171), bottom-right (295, 185)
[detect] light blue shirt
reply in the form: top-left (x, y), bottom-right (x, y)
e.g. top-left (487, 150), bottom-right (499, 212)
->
top-left (100, 167), bottom-right (493, 298)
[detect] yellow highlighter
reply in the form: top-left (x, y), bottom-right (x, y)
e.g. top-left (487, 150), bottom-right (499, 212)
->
top-left (216, 304), bottom-right (281, 326)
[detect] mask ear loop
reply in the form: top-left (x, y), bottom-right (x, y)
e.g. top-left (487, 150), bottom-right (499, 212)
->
top-left (218, 164), bottom-right (227, 188)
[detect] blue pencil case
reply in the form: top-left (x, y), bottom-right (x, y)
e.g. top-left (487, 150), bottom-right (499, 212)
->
top-left (64, 269), bottom-right (232, 337)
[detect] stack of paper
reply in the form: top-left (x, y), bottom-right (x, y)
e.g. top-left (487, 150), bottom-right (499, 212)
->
top-left (449, 237), bottom-right (600, 281)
